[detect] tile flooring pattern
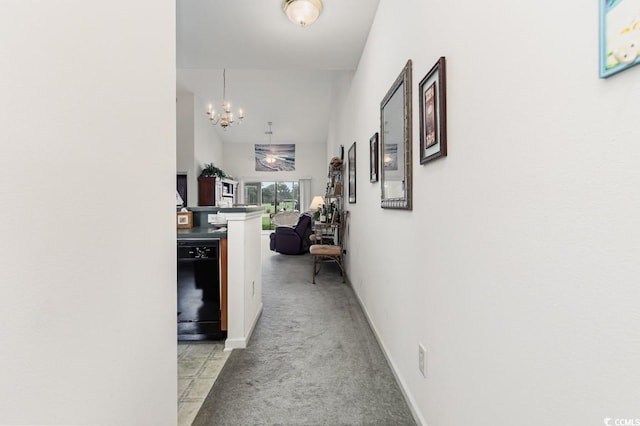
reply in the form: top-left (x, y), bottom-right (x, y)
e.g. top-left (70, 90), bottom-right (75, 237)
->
top-left (178, 342), bottom-right (230, 426)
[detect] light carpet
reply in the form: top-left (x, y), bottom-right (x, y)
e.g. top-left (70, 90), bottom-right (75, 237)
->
top-left (193, 237), bottom-right (416, 426)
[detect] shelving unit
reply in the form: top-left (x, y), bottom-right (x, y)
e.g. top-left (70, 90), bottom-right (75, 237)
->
top-left (198, 176), bottom-right (238, 206)
top-left (325, 158), bottom-right (344, 214)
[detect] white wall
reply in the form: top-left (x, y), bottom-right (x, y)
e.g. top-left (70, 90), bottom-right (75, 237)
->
top-left (177, 90), bottom-right (196, 205)
top-left (224, 141), bottom-right (328, 201)
top-left (331, 0), bottom-right (640, 425)
top-left (326, 72), bottom-right (354, 163)
top-left (224, 210), bottom-right (263, 350)
top-left (176, 90), bottom-right (225, 206)
top-left (0, 1), bottom-right (177, 425)
top-left (194, 94), bottom-right (225, 173)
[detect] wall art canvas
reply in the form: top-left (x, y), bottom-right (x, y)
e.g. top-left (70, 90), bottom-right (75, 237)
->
top-left (600, 0), bottom-right (640, 77)
top-left (370, 132), bottom-right (379, 183)
top-left (255, 144), bottom-right (296, 171)
top-left (348, 142), bottom-right (356, 203)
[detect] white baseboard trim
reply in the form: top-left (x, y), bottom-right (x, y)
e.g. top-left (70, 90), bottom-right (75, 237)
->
top-left (224, 303), bottom-right (264, 350)
top-left (224, 338), bottom-right (246, 350)
top-left (348, 280), bottom-right (426, 426)
top-left (246, 302), bottom-right (263, 345)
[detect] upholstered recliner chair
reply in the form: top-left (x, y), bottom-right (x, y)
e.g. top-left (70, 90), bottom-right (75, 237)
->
top-left (269, 213), bottom-right (313, 255)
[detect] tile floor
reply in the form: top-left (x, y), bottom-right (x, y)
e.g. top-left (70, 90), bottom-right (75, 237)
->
top-left (178, 341), bottom-right (231, 426)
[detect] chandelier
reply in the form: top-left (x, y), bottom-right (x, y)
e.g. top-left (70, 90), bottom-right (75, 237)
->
top-left (206, 68), bottom-right (244, 129)
top-left (282, 0), bottom-right (323, 27)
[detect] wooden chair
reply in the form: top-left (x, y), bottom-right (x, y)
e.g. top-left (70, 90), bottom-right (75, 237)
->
top-left (309, 211), bottom-right (347, 284)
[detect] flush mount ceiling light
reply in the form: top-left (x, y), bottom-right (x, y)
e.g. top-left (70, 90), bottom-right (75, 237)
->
top-left (282, 0), bottom-right (323, 27)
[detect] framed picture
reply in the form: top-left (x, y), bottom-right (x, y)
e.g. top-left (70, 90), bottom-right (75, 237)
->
top-left (419, 56), bottom-right (447, 165)
top-left (254, 143), bottom-right (295, 171)
top-left (348, 142), bottom-right (356, 203)
top-left (176, 211), bottom-right (193, 229)
top-left (370, 132), bottom-right (379, 183)
top-left (380, 59), bottom-right (412, 210)
top-left (599, 0), bottom-right (640, 78)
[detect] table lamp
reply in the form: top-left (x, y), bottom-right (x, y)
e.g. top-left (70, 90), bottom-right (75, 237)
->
top-left (308, 195), bottom-right (324, 211)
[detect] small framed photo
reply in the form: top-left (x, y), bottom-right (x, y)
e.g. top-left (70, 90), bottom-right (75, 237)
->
top-left (599, 0), bottom-right (640, 78)
top-left (348, 142), bottom-right (356, 203)
top-left (369, 132), bottom-right (379, 183)
top-left (419, 56), bottom-right (447, 164)
top-left (176, 211), bottom-right (193, 229)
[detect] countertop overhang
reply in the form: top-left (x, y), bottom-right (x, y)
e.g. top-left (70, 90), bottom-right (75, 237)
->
top-left (177, 226), bottom-right (227, 240)
top-left (188, 206), bottom-right (263, 213)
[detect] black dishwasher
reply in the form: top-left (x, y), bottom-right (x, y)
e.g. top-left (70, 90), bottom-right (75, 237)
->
top-left (177, 239), bottom-right (225, 341)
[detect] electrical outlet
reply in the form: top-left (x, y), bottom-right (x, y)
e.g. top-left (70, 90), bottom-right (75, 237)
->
top-left (207, 214), bottom-right (216, 224)
top-left (418, 343), bottom-right (426, 377)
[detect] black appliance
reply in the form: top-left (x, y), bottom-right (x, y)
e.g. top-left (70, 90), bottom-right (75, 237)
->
top-left (177, 239), bottom-right (225, 340)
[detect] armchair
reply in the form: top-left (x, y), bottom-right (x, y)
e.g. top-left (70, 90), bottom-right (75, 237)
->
top-left (269, 213), bottom-right (313, 255)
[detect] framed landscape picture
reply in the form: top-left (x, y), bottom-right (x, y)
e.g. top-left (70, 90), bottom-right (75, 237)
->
top-left (419, 56), bottom-right (447, 165)
top-left (255, 144), bottom-right (296, 171)
top-left (348, 142), bottom-right (356, 203)
top-left (370, 132), bottom-right (378, 183)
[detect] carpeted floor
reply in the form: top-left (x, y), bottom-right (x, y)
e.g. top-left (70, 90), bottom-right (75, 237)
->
top-left (193, 235), bottom-right (416, 426)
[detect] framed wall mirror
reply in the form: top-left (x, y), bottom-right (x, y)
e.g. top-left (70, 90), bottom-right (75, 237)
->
top-left (380, 59), bottom-right (412, 209)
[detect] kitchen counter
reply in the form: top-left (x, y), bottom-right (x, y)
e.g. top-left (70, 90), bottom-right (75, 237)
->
top-left (176, 205), bottom-right (263, 350)
top-left (189, 205), bottom-right (263, 214)
top-left (179, 205), bottom-right (263, 239)
top-left (177, 226), bottom-right (227, 240)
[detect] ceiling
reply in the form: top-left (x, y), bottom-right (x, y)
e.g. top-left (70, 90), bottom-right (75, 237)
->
top-left (176, 0), bottom-right (380, 145)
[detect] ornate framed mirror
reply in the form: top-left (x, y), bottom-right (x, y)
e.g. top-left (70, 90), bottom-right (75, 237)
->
top-left (380, 60), bottom-right (412, 209)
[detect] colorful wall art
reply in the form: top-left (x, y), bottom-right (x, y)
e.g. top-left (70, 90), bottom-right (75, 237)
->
top-left (255, 144), bottom-right (296, 171)
top-left (600, 0), bottom-right (640, 77)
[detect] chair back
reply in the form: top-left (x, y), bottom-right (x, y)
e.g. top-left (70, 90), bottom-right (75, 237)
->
top-left (272, 211), bottom-right (300, 227)
top-left (295, 214), bottom-right (311, 234)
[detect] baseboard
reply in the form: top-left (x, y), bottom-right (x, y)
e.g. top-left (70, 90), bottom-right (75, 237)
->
top-left (224, 337), bottom-right (247, 350)
top-left (246, 302), bottom-right (263, 345)
top-left (225, 302), bottom-right (264, 350)
top-left (346, 278), bottom-right (426, 426)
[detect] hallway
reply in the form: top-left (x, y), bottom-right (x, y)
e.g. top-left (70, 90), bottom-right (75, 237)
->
top-left (191, 233), bottom-right (415, 425)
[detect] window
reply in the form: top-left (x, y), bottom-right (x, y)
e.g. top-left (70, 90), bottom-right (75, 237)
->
top-left (245, 181), bottom-right (300, 230)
